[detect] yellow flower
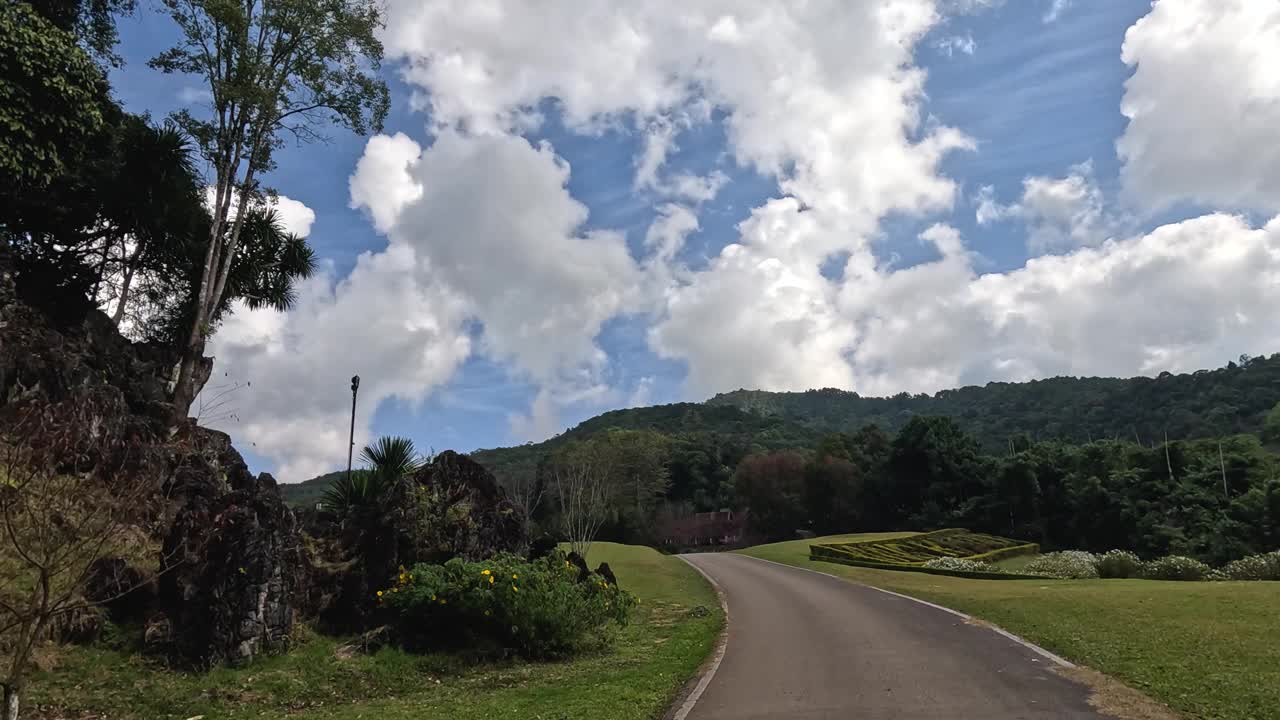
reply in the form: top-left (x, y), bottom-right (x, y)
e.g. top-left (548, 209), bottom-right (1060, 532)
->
top-left (431, 594), bottom-right (437, 601)
top-left (376, 590), bottom-right (383, 597)
top-left (481, 569), bottom-right (492, 576)
top-left (488, 575), bottom-right (495, 585)
top-left (511, 584), bottom-right (519, 593)
top-left (440, 598), bottom-right (448, 605)
top-left (511, 573), bottom-right (518, 580)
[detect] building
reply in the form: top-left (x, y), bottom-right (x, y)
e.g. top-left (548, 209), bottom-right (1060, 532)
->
top-left (659, 509), bottom-right (749, 548)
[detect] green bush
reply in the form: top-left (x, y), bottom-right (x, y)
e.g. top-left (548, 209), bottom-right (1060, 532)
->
top-left (380, 552), bottom-right (636, 657)
top-left (1141, 555), bottom-right (1210, 581)
top-left (922, 557), bottom-right (1000, 573)
top-left (1025, 551), bottom-right (1100, 579)
top-left (1096, 550), bottom-right (1142, 579)
top-left (1216, 551), bottom-right (1280, 581)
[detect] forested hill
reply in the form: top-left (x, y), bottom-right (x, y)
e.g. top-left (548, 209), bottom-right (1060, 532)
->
top-left (708, 354), bottom-right (1280, 449)
top-left (285, 353), bottom-right (1280, 507)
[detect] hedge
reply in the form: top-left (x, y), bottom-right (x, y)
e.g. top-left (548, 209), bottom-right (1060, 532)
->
top-left (810, 529), bottom-right (1038, 567)
top-left (808, 548), bottom-right (1050, 580)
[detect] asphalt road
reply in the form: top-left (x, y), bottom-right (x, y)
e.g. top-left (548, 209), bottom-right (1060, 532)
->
top-left (680, 553), bottom-right (1105, 720)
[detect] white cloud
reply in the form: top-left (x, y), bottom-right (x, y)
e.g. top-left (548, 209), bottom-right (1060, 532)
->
top-left (934, 33), bottom-right (977, 57)
top-left (213, 130), bottom-right (640, 478)
top-left (381, 131), bottom-right (641, 387)
top-left (202, 189), bottom-right (315, 237)
top-left (1118, 0), bottom-right (1280, 213)
top-left (348, 132), bottom-right (423, 233)
top-left (976, 161), bottom-right (1113, 251)
top-left (207, 247), bottom-right (472, 481)
top-left (1043, 0), bottom-right (1072, 23)
top-left (178, 86), bottom-right (213, 104)
top-left (839, 213), bottom-right (1280, 396)
top-left (211, 0), bottom-right (1280, 477)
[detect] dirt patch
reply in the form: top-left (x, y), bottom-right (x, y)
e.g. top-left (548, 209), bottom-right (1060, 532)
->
top-left (1056, 666), bottom-right (1180, 720)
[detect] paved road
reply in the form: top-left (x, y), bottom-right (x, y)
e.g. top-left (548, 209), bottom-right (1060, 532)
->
top-left (681, 553), bottom-right (1104, 720)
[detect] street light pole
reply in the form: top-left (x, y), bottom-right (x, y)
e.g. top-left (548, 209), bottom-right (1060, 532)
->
top-left (347, 375), bottom-right (360, 487)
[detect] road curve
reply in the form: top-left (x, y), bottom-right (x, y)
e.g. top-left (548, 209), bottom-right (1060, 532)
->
top-left (680, 553), bottom-right (1104, 720)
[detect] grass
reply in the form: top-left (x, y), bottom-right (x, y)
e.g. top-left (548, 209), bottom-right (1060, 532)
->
top-left (742, 534), bottom-right (1280, 720)
top-left (28, 543), bottom-right (722, 720)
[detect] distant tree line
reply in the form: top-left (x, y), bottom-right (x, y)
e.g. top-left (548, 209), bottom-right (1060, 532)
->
top-left (735, 415), bottom-right (1280, 565)
top-left (707, 353), bottom-right (1280, 451)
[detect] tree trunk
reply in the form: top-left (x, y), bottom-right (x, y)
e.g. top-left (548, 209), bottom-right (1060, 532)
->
top-left (2, 682), bottom-right (18, 720)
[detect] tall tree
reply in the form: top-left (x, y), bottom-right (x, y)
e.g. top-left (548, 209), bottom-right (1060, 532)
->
top-left (0, 1), bottom-right (109, 189)
top-left (151, 0), bottom-right (390, 418)
top-left (734, 452), bottom-right (806, 541)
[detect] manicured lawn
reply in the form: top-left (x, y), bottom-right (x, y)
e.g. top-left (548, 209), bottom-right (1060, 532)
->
top-left (29, 543), bottom-right (722, 720)
top-left (741, 535), bottom-right (1280, 720)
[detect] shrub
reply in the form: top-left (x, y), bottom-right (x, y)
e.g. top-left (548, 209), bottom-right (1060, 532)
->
top-left (1096, 550), bottom-right (1142, 579)
top-left (1024, 551), bottom-right (1100, 579)
top-left (380, 552), bottom-right (636, 657)
top-left (1141, 555), bottom-right (1211, 581)
top-left (1217, 551), bottom-right (1280, 581)
top-left (921, 557), bottom-right (1001, 573)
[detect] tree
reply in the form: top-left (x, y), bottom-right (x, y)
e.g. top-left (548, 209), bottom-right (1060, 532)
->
top-left (886, 416), bottom-right (990, 529)
top-left (734, 452), bottom-right (806, 541)
top-left (597, 430), bottom-right (670, 541)
top-left (0, 1), bottom-right (109, 190)
top-left (26, 0), bottom-right (137, 66)
top-left (321, 436), bottom-right (421, 519)
top-left (151, 0), bottom-right (390, 419)
top-left (1263, 401), bottom-right (1280, 445)
top-left (0, 398), bottom-right (167, 720)
top-left (550, 439), bottom-right (615, 558)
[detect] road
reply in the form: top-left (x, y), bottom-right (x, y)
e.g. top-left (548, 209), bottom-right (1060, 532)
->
top-left (680, 553), bottom-right (1105, 720)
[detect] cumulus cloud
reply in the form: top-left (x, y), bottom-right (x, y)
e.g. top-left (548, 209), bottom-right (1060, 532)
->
top-left (210, 0), bottom-right (1280, 479)
top-left (348, 132), bottom-right (423, 233)
top-left (840, 213), bottom-right (1280, 396)
top-left (976, 161), bottom-right (1113, 251)
top-left (1118, 0), bottom-right (1280, 212)
top-left (376, 0), bottom-right (973, 408)
top-left (202, 189), bottom-right (316, 237)
top-left (212, 131), bottom-right (640, 479)
top-left (207, 247), bottom-right (472, 481)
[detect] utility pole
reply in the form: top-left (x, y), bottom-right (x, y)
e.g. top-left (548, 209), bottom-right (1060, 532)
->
top-left (347, 375), bottom-right (360, 487)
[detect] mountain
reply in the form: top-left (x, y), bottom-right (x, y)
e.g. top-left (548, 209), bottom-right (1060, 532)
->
top-left (707, 353), bottom-right (1280, 449)
top-left (279, 470), bottom-right (345, 508)
top-left (285, 353), bottom-right (1280, 505)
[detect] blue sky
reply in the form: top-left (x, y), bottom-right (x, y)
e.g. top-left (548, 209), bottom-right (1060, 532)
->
top-left (106, 0), bottom-right (1280, 480)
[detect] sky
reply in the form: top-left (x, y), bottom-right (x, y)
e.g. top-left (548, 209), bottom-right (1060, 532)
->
top-left (107, 0), bottom-right (1280, 482)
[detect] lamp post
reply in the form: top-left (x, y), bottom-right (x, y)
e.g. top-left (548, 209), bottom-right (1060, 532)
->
top-left (346, 375), bottom-right (360, 487)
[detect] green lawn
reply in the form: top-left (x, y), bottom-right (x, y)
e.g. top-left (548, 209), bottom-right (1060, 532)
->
top-left (741, 535), bottom-right (1280, 720)
top-left (30, 543), bottom-right (722, 720)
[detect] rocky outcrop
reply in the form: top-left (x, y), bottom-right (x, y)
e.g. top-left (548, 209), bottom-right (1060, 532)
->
top-left (85, 558), bottom-right (156, 624)
top-left (411, 450), bottom-right (525, 563)
top-left (158, 431), bottom-right (303, 666)
top-left (1, 247), bottom-right (304, 667)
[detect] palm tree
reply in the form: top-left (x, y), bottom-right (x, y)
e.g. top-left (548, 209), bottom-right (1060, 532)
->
top-left (321, 436), bottom-right (422, 518)
top-left (361, 435), bottom-right (423, 482)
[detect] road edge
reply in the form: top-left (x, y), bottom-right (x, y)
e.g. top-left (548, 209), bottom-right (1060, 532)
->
top-left (744, 555), bottom-right (1077, 669)
top-left (664, 555), bottom-right (730, 720)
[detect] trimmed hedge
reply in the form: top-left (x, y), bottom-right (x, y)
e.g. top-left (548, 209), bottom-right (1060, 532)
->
top-left (810, 529), bottom-right (1039, 567)
top-left (809, 547), bottom-right (1048, 580)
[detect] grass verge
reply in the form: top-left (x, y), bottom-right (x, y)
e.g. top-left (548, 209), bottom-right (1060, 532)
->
top-left (28, 543), bottom-right (723, 720)
top-left (741, 535), bottom-right (1280, 720)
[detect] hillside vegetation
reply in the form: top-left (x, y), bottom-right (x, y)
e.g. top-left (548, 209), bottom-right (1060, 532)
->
top-left (708, 352), bottom-right (1280, 449)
